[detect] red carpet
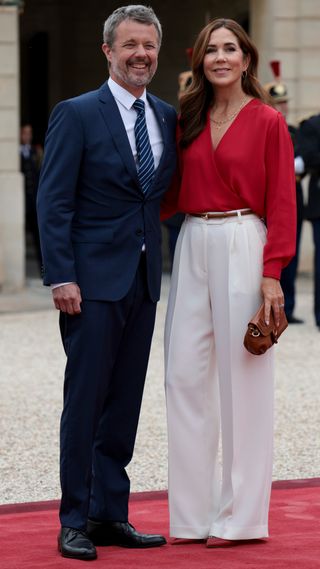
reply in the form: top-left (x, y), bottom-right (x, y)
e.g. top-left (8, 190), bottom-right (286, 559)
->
top-left (1, 480), bottom-right (319, 568)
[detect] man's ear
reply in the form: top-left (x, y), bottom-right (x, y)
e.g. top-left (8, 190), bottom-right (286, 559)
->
top-left (102, 43), bottom-right (112, 64)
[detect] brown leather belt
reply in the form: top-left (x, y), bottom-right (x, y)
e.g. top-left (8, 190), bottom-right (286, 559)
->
top-left (189, 208), bottom-right (253, 220)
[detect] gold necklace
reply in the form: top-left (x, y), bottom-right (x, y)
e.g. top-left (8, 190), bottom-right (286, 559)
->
top-left (210, 96), bottom-right (249, 130)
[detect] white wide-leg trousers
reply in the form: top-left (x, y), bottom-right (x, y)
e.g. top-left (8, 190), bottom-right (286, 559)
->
top-left (165, 213), bottom-right (274, 540)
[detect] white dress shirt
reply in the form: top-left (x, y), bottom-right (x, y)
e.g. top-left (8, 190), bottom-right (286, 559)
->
top-left (108, 77), bottom-right (163, 169)
top-left (52, 78), bottom-right (164, 290)
top-left (20, 144), bottom-right (31, 159)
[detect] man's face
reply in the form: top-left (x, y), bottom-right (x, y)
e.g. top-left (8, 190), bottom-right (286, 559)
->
top-left (102, 19), bottom-right (160, 96)
top-left (21, 125), bottom-right (33, 145)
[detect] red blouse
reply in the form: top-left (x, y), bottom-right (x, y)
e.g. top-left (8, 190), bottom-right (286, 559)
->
top-left (161, 99), bottom-right (296, 280)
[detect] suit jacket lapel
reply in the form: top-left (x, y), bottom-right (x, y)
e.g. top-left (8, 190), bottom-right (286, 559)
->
top-left (98, 83), bottom-right (170, 194)
top-left (98, 82), bottom-right (140, 185)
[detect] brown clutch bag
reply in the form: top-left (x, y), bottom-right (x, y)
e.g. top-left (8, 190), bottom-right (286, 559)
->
top-left (243, 303), bottom-right (288, 355)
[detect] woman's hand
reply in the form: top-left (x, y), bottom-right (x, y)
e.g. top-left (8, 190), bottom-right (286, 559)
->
top-left (261, 277), bottom-right (284, 327)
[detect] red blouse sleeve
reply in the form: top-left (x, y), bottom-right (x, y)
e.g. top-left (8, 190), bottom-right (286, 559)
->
top-left (263, 112), bottom-right (296, 279)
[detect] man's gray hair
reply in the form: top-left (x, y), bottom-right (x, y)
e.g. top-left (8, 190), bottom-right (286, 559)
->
top-left (103, 5), bottom-right (162, 47)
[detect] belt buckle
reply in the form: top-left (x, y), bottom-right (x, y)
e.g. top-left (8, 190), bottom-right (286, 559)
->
top-left (202, 213), bottom-right (209, 220)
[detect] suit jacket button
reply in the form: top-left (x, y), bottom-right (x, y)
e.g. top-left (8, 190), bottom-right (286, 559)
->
top-left (136, 229), bottom-right (144, 236)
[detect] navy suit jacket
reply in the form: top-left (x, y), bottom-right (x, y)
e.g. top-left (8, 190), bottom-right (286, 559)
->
top-left (37, 82), bottom-right (177, 302)
top-left (298, 114), bottom-right (320, 220)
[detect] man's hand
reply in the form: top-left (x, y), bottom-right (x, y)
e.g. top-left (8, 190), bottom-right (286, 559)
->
top-left (261, 277), bottom-right (284, 327)
top-left (52, 283), bottom-right (82, 315)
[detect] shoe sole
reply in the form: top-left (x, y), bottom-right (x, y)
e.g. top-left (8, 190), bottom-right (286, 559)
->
top-left (60, 551), bottom-right (97, 560)
top-left (91, 540), bottom-right (166, 548)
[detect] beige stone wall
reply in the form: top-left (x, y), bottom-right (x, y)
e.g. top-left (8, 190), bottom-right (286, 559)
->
top-left (250, 0), bottom-right (320, 123)
top-left (250, 0), bottom-right (320, 272)
top-left (0, 6), bottom-right (24, 290)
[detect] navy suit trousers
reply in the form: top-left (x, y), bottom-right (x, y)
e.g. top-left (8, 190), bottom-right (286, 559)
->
top-left (58, 254), bottom-right (157, 529)
top-left (280, 216), bottom-right (303, 318)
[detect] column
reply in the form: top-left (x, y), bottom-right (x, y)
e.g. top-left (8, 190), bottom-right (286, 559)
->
top-left (250, 0), bottom-right (320, 122)
top-left (0, 4), bottom-right (24, 291)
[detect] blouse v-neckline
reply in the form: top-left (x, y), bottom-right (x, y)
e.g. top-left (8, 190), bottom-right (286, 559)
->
top-left (209, 98), bottom-right (256, 152)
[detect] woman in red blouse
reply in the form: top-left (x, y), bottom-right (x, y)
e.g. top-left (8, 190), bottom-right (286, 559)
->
top-left (163, 19), bottom-right (296, 546)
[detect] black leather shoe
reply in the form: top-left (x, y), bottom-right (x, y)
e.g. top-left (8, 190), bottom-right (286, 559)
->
top-left (286, 315), bottom-right (304, 324)
top-left (58, 527), bottom-right (97, 560)
top-left (87, 519), bottom-right (166, 548)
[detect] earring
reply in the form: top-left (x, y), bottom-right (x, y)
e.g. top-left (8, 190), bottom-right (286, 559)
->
top-left (242, 70), bottom-right (248, 80)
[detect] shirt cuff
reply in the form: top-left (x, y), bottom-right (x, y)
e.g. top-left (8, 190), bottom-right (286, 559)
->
top-left (51, 282), bottom-right (75, 290)
top-left (294, 156), bottom-right (305, 175)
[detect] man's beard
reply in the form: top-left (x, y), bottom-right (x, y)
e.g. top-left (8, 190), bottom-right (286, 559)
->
top-left (111, 59), bottom-right (157, 88)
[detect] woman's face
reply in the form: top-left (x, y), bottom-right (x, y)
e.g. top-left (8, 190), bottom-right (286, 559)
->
top-left (203, 27), bottom-right (248, 89)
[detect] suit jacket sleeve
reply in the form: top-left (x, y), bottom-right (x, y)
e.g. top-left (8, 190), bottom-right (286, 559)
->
top-left (160, 123), bottom-right (181, 221)
top-left (37, 100), bottom-right (84, 285)
top-left (298, 118), bottom-right (320, 173)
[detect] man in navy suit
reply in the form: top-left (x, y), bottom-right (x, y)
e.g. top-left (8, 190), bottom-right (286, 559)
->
top-left (37, 5), bottom-right (176, 561)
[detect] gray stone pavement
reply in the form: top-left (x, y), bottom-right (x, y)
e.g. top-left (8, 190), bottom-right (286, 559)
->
top-left (0, 274), bottom-right (319, 505)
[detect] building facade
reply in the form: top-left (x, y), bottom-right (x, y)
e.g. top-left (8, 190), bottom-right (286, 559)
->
top-left (1, 0), bottom-right (320, 289)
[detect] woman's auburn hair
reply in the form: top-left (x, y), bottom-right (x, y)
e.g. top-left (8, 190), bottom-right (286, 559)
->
top-left (179, 18), bottom-right (272, 148)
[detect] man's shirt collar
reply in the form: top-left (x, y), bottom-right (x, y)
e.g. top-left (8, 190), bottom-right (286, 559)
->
top-left (108, 77), bottom-right (147, 109)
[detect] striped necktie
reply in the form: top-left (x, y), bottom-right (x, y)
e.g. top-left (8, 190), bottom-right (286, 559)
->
top-left (132, 99), bottom-right (155, 193)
